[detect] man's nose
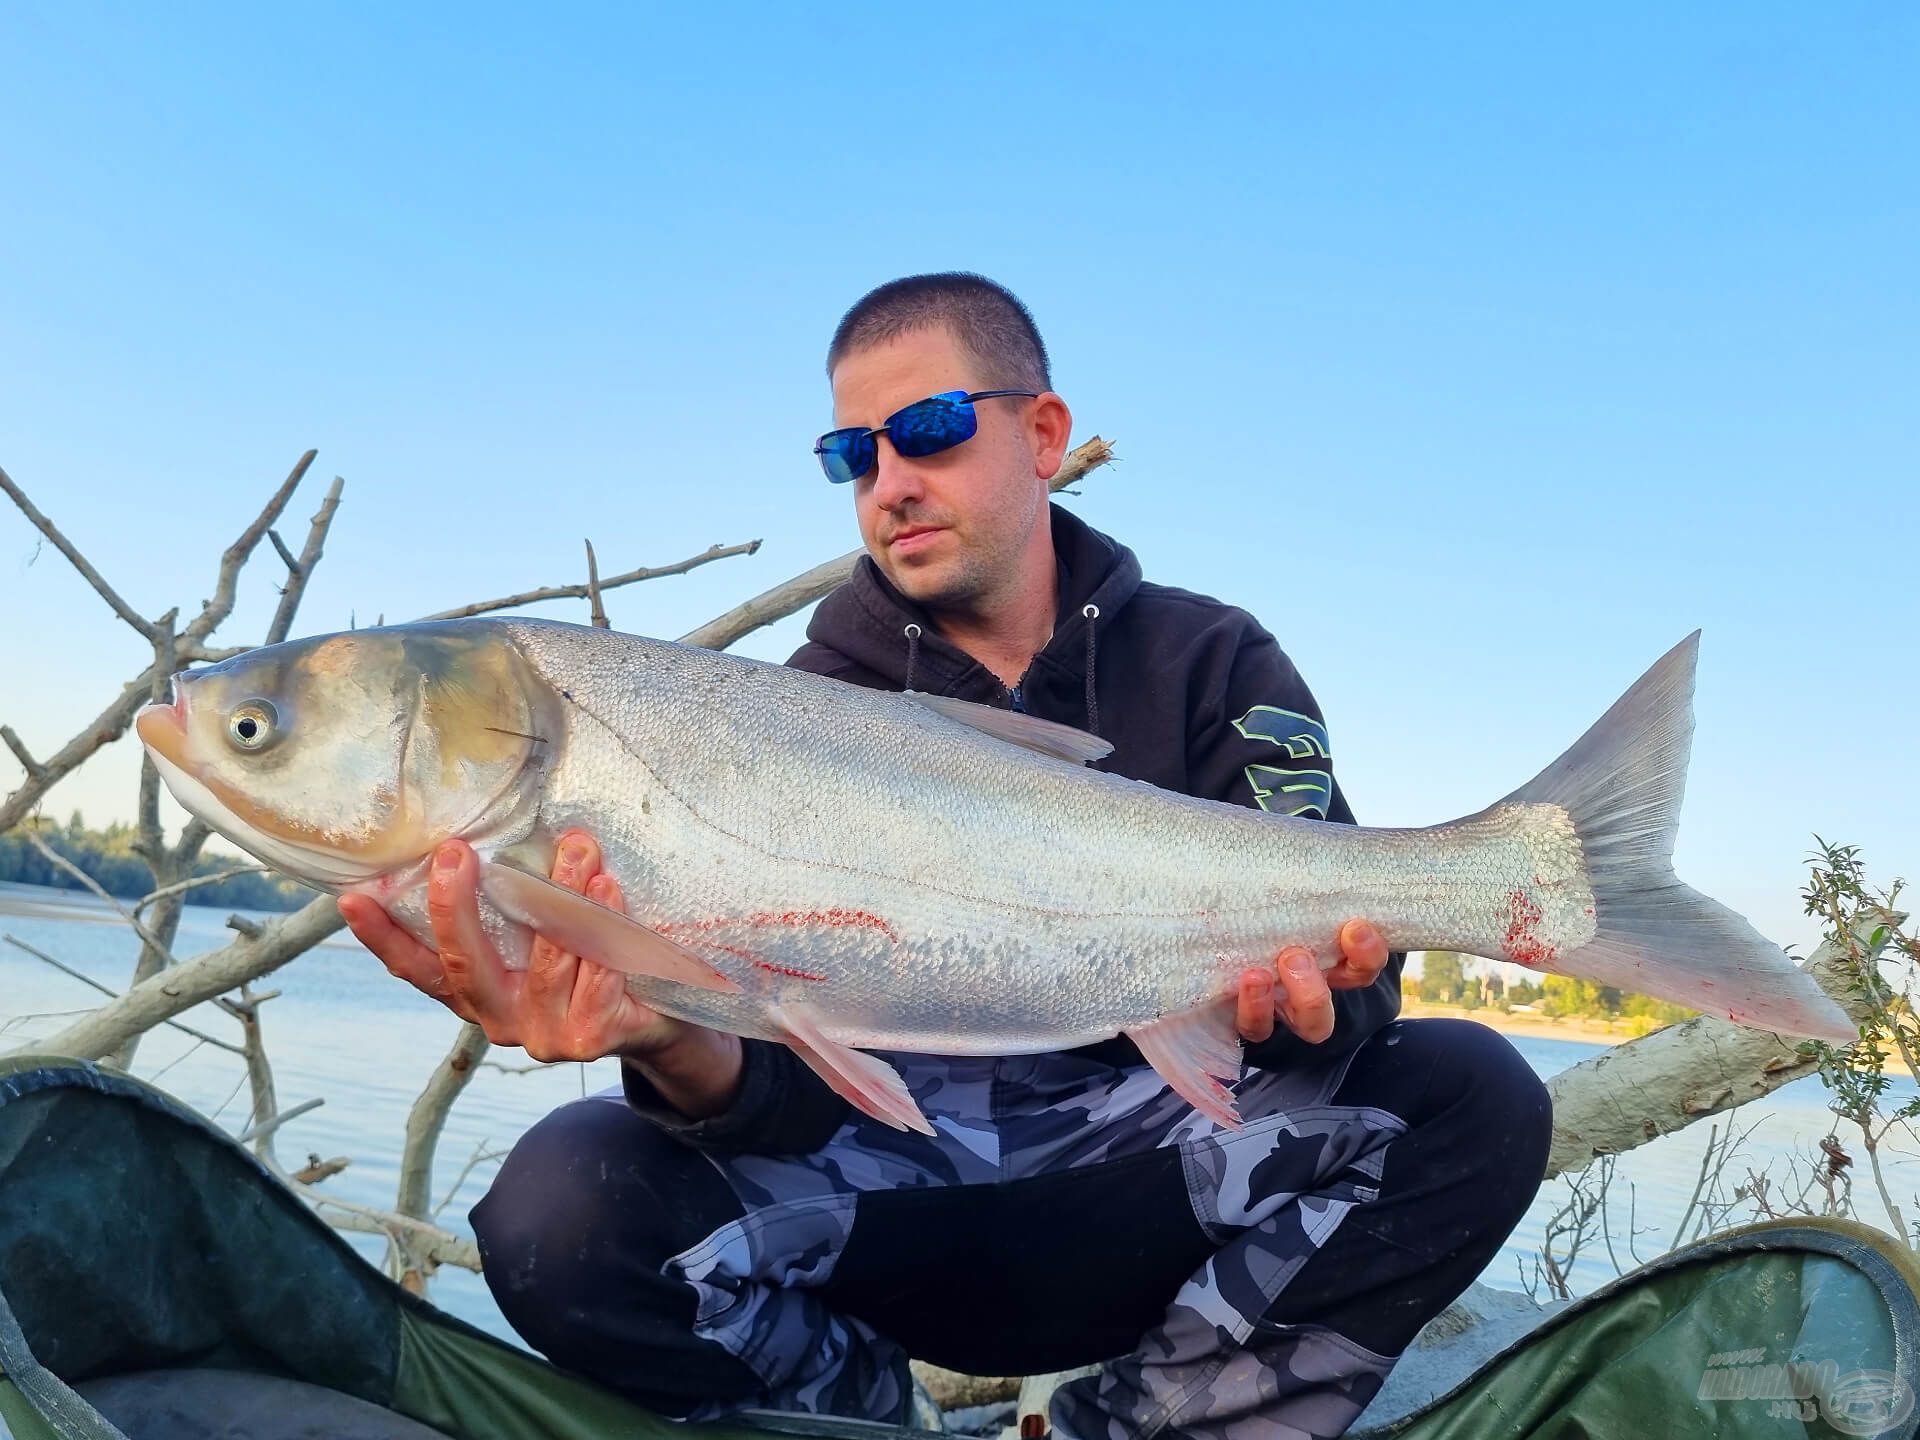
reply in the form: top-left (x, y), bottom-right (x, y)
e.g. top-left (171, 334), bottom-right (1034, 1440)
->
top-left (869, 440), bottom-right (926, 509)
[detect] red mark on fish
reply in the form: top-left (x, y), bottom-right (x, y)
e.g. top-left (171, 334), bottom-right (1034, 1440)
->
top-left (656, 908), bottom-right (899, 984)
top-left (661, 909), bottom-right (898, 944)
top-left (1503, 889), bottom-right (1557, 968)
top-left (685, 939), bottom-right (828, 983)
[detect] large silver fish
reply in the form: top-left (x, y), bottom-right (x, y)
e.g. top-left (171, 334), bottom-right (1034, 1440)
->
top-left (134, 620), bottom-right (1857, 1133)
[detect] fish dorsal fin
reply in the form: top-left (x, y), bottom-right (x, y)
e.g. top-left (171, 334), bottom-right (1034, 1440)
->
top-left (904, 690), bottom-right (1113, 765)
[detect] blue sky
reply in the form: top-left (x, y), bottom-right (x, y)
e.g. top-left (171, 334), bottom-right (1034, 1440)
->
top-left (2, 3), bottom-right (1913, 957)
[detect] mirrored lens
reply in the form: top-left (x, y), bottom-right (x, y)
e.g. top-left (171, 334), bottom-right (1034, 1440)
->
top-left (815, 429), bottom-right (874, 484)
top-left (887, 392), bottom-right (976, 459)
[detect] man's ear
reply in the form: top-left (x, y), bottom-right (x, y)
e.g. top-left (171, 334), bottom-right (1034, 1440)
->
top-left (1030, 391), bottom-right (1074, 481)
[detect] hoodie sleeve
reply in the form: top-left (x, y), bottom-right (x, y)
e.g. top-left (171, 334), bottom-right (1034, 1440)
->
top-left (1188, 618), bottom-right (1405, 1072)
top-left (620, 1040), bottom-right (849, 1155)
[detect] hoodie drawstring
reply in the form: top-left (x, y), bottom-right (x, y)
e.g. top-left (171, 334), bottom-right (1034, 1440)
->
top-left (1082, 603), bottom-right (1100, 736)
top-left (902, 622), bottom-right (921, 693)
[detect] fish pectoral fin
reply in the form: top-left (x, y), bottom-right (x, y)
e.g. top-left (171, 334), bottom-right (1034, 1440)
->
top-left (478, 862), bottom-right (740, 995)
top-left (904, 691), bottom-right (1113, 765)
top-left (1127, 1000), bottom-right (1246, 1130)
top-left (777, 1004), bottom-right (934, 1136)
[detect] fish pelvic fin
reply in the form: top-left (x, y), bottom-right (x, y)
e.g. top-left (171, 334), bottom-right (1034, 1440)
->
top-left (1501, 631), bottom-right (1857, 1045)
top-left (1127, 998), bottom-right (1245, 1130)
top-left (777, 1005), bottom-right (935, 1136)
top-left (478, 862), bottom-right (741, 994)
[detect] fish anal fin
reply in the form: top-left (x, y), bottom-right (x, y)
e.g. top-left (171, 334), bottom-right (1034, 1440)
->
top-left (905, 690), bottom-right (1113, 765)
top-left (479, 862), bottom-right (740, 994)
top-left (1127, 1000), bottom-right (1246, 1130)
top-left (778, 1004), bottom-right (934, 1136)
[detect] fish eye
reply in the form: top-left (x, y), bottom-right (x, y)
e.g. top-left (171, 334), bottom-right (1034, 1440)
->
top-left (227, 700), bottom-right (281, 752)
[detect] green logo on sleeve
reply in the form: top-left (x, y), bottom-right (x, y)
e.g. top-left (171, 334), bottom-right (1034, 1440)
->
top-left (1232, 706), bottom-right (1332, 817)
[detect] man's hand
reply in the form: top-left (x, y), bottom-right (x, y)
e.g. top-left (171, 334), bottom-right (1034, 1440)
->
top-left (1235, 919), bottom-right (1390, 1046)
top-left (337, 830), bottom-right (744, 1118)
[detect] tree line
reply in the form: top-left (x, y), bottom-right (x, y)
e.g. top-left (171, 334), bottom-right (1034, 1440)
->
top-left (1409, 949), bottom-right (1699, 1026)
top-left (0, 813), bottom-right (313, 912)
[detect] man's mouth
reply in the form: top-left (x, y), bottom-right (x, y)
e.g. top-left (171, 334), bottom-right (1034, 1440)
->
top-left (889, 525), bottom-right (947, 553)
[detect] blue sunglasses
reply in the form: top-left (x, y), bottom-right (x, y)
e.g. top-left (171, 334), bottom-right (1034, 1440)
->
top-left (813, 389), bottom-right (1037, 485)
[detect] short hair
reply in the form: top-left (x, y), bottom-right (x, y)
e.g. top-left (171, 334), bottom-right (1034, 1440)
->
top-left (827, 272), bottom-right (1052, 392)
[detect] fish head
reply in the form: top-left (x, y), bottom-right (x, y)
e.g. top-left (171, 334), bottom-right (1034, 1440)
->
top-left (134, 623), bottom-right (552, 887)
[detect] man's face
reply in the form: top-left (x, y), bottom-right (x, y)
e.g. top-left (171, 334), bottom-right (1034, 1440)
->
top-left (829, 326), bottom-right (1052, 613)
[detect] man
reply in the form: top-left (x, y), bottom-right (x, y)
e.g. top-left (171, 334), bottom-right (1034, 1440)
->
top-left (343, 273), bottom-right (1553, 1439)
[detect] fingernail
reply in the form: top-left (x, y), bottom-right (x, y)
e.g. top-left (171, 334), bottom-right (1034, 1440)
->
top-left (1246, 972), bottom-right (1271, 996)
top-left (560, 840), bottom-right (592, 870)
top-left (433, 845), bottom-right (461, 873)
top-left (1283, 951), bottom-right (1316, 979)
top-left (1350, 921), bottom-right (1379, 947)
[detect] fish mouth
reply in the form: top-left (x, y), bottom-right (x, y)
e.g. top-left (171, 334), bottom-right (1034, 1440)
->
top-left (134, 682), bottom-right (189, 764)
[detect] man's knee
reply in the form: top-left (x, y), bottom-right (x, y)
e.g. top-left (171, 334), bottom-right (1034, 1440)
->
top-left (1352, 1019), bottom-right (1553, 1189)
top-left (470, 1095), bottom-right (740, 1358)
top-left (1413, 1018), bottom-right (1553, 1192)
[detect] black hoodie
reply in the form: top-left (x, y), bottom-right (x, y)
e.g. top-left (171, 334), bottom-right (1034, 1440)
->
top-left (623, 503), bottom-right (1405, 1153)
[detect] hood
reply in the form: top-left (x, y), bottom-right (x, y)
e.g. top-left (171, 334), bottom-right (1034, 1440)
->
top-left (802, 503), bottom-right (1143, 733)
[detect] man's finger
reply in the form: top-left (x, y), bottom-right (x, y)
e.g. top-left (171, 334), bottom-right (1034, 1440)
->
top-left (1235, 967), bottom-right (1276, 1043)
top-left (1325, 918), bottom-right (1390, 989)
top-left (1274, 945), bottom-right (1335, 1044)
top-left (427, 841), bottom-right (520, 1029)
top-left (526, 832), bottom-right (601, 1024)
top-left (340, 894), bottom-right (483, 1023)
top-left (339, 894), bottom-right (437, 980)
top-left (570, 872), bottom-right (638, 1026)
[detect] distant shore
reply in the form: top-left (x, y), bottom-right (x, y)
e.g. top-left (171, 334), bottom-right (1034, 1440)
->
top-left (1404, 999), bottom-right (1905, 1078)
top-left (1401, 1000), bottom-right (1642, 1047)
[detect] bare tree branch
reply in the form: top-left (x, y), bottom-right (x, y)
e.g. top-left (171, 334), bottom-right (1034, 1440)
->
top-left (0, 462), bottom-right (161, 639)
top-left (584, 539), bottom-right (609, 628)
top-left (416, 540), bottom-right (762, 623)
top-left (293, 1185), bottom-right (482, 1275)
top-left (681, 435), bottom-right (1115, 653)
top-left (432, 1141), bottom-right (507, 1221)
top-left (677, 553), bottom-right (855, 653)
top-left (19, 826), bottom-right (174, 957)
top-left (236, 1097), bottom-right (322, 1147)
top-left (2, 932), bottom-right (243, 1055)
top-left (132, 863), bottom-right (273, 919)
top-left (0, 727), bottom-right (44, 780)
top-left (291, 1154), bottom-right (351, 1185)
top-left (396, 1023), bottom-right (491, 1222)
top-left (214, 982), bottom-right (292, 1164)
top-left (115, 617), bottom-right (193, 1068)
top-left (265, 475), bottom-right (343, 645)
top-left (18, 893), bottom-right (345, 1062)
top-left (180, 449), bottom-right (318, 644)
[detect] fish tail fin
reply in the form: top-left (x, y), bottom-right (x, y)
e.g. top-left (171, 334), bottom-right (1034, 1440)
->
top-left (1502, 631), bottom-right (1857, 1044)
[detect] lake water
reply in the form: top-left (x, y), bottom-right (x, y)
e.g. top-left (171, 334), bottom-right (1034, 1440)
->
top-left (4, 880), bottom-right (1915, 1350)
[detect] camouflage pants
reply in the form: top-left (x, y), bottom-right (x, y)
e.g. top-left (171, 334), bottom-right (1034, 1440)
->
top-left (472, 1018), bottom-right (1552, 1439)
